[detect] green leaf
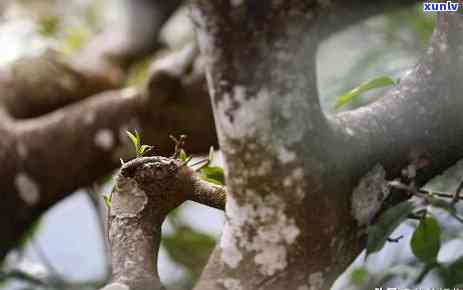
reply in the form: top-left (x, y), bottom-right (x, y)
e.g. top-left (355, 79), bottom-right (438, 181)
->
top-left (411, 216), bottom-right (441, 264)
top-left (350, 267), bottom-right (369, 286)
top-left (200, 166), bottom-right (225, 185)
top-left (138, 144), bottom-right (153, 157)
top-left (103, 194), bottom-right (112, 209)
top-left (335, 76), bottom-right (396, 109)
top-left (126, 130), bottom-right (141, 155)
top-left (162, 225), bottom-right (216, 280)
top-left (440, 256), bottom-right (463, 287)
top-left (178, 149), bottom-right (189, 161)
top-left (366, 200), bottom-right (415, 257)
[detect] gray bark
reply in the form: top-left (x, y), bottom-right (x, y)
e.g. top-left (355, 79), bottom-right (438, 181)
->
top-left (189, 1), bottom-right (463, 290)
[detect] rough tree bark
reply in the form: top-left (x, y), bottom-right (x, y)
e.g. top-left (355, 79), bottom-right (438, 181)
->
top-left (2, 1), bottom-right (463, 290)
top-left (100, 2), bottom-right (463, 290)
top-left (0, 0), bottom-right (216, 260)
top-left (191, 3), bottom-right (463, 290)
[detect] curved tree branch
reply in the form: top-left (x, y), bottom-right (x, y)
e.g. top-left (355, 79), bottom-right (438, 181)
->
top-left (101, 157), bottom-right (226, 290)
top-left (334, 12), bottom-right (463, 188)
top-left (0, 43), bottom-right (216, 259)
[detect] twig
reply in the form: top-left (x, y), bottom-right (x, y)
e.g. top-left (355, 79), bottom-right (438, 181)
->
top-left (387, 235), bottom-right (404, 243)
top-left (169, 134), bottom-right (187, 159)
top-left (454, 178), bottom-right (463, 204)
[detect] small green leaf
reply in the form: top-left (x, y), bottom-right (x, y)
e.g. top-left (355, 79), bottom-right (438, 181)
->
top-left (138, 144), bottom-right (153, 157)
top-left (200, 166), bottom-right (225, 185)
top-left (126, 130), bottom-right (141, 154)
top-left (177, 149), bottom-right (188, 161)
top-left (366, 200), bottom-right (415, 257)
top-left (208, 146), bottom-right (215, 162)
top-left (350, 267), bottom-right (369, 286)
top-left (335, 76), bottom-right (396, 109)
top-left (411, 216), bottom-right (441, 264)
top-left (103, 194), bottom-right (112, 209)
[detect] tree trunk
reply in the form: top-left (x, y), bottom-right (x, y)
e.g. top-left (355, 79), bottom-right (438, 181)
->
top-left (189, 2), bottom-right (463, 290)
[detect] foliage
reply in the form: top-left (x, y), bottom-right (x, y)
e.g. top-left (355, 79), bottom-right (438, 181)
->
top-left (126, 130), bottom-right (154, 158)
top-left (366, 201), bottom-right (415, 257)
top-left (162, 222), bottom-right (216, 285)
top-left (384, 4), bottom-right (436, 48)
top-left (350, 267), bottom-right (369, 286)
top-left (362, 186), bottom-right (463, 288)
top-left (335, 76), bottom-right (395, 109)
top-left (410, 216), bottom-right (441, 265)
top-left (126, 56), bottom-right (153, 87)
top-left (102, 193), bottom-right (112, 209)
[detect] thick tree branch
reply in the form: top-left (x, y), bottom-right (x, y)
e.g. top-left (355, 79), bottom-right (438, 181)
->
top-left (192, 2), bottom-right (338, 289)
top-left (0, 0), bottom-right (186, 122)
top-left (0, 51), bottom-right (118, 119)
top-left (0, 44), bottom-right (216, 259)
top-left (334, 12), bottom-right (463, 188)
top-left (191, 2), bottom-right (461, 290)
top-left (101, 157), bottom-right (227, 290)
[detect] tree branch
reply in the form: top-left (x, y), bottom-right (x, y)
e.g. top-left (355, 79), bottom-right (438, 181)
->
top-left (0, 51), bottom-right (118, 119)
top-left (101, 157), bottom-right (227, 290)
top-left (0, 44), bottom-right (216, 259)
top-left (192, 2), bottom-right (338, 289)
top-left (334, 12), bottom-right (463, 187)
top-left (191, 2), bottom-right (461, 290)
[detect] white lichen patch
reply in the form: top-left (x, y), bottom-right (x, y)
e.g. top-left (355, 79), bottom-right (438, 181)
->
top-left (220, 221), bottom-right (243, 268)
top-left (277, 145), bottom-right (296, 164)
top-left (345, 127), bottom-right (355, 136)
top-left (282, 167), bottom-right (305, 201)
top-left (221, 278), bottom-right (242, 290)
top-left (351, 164), bottom-right (389, 226)
top-left (308, 272), bottom-right (324, 290)
top-left (112, 179), bottom-right (148, 218)
top-left (220, 192), bottom-right (300, 276)
top-left (15, 172), bottom-right (40, 206)
top-left (216, 87), bottom-right (271, 139)
top-left (95, 129), bottom-right (115, 151)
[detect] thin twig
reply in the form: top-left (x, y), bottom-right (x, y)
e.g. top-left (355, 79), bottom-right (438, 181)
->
top-left (454, 179), bottom-right (463, 204)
